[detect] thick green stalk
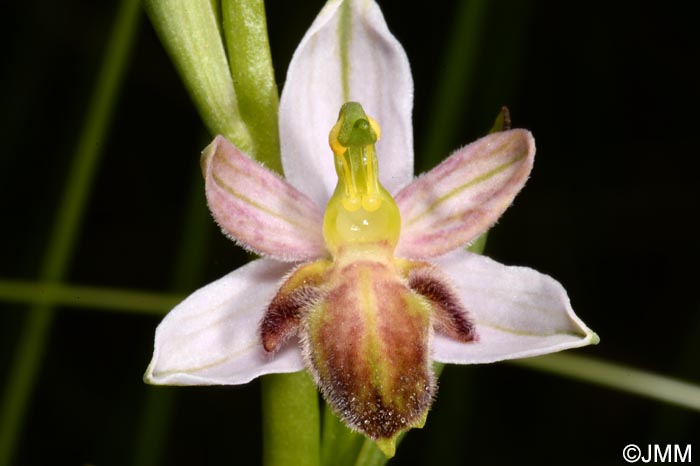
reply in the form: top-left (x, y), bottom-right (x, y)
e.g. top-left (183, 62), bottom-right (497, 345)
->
top-left (144, 0), bottom-right (253, 151)
top-left (0, 0), bottom-right (141, 464)
top-left (262, 371), bottom-right (321, 466)
top-left (218, 2), bottom-right (321, 464)
top-left (321, 404), bottom-right (364, 466)
top-left (221, 0), bottom-right (282, 173)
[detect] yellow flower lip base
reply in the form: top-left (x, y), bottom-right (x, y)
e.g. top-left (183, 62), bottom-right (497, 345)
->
top-left (260, 103), bottom-right (477, 456)
top-left (324, 102), bottom-right (401, 257)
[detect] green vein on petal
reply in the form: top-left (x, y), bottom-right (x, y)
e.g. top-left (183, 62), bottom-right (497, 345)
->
top-left (441, 154), bottom-right (525, 204)
top-left (405, 152), bottom-right (526, 227)
top-left (154, 341), bottom-right (257, 377)
top-left (338, 0), bottom-right (352, 102)
top-left (477, 320), bottom-right (590, 339)
top-left (212, 171), bottom-right (310, 231)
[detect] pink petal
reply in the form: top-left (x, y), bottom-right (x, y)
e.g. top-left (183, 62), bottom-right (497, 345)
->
top-left (145, 259), bottom-right (305, 385)
top-left (279, 0), bottom-right (414, 206)
top-left (431, 249), bottom-right (598, 364)
top-left (203, 135), bottom-right (326, 262)
top-left (395, 130), bottom-right (535, 259)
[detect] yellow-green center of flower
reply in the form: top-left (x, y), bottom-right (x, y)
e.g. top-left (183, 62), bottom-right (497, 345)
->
top-left (323, 102), bottom-right (401, 256)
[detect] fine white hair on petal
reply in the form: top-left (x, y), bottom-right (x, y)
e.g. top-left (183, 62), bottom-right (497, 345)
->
top-left (279, 0), bottom-right (414, 206)
top-left (145, 258), bottom-right (305, 385)
top-left (202, 135), bottom-right (327, 262)
top-left (395, 130), bottom-right (535, 260)
top-left (431, 249), bottom-right (598, 364)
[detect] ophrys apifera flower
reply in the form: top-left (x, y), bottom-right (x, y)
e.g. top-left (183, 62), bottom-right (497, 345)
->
top-left (145, 0), bottom-right (597, 456)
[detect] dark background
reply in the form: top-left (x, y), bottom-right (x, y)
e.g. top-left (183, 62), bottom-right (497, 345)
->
top-left (1, 1), bottom-right (698, 465)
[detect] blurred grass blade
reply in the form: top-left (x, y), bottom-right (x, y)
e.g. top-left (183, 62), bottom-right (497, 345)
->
top-left (419, 0), bottom-right (489, 171)
top-left (511, 353), bottom-right (700, 412)
top-left (133, 168), bottom-right (212, 466)
top-left (0, 280), bottom-right (182, 315)
top-left (0, 0), bottom-right (142, 464)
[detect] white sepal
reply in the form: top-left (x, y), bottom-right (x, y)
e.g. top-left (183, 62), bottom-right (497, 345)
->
top-left (432, 249), bottom-right (598, 364)
top-left (279, 0), bottom-right (414, 206)
top-left (145, 259), bottom-right (305, 385)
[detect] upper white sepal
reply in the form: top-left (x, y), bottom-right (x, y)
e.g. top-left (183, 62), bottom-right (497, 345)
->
top-left (279, 0), bottom-right (414, 206)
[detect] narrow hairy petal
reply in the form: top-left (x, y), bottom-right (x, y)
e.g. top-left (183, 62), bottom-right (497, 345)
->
top-left (408, 265), bottom-right (477, 343)
top-left (395, 130), bottom-right (535, 259)
top-left (145, 259), bottom-right (304, 385)
top-left (261, 259), bottom-right (330, 353)
top-left (431, 250), bottom-right (598, 364)
top-left (279, 0), bottom-right (414, 206)
top-left (261, 286), bottom-right (317, 353)
top-left (203, 136), bottom-right (326, 262)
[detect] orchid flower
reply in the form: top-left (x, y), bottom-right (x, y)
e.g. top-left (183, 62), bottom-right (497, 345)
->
top-left (145, 0), bottom-right (597, 457)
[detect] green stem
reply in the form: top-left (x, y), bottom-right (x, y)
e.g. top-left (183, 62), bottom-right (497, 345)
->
top-left (219, 2), bottom-right (319, 463)
top-left (262, 371), bottom-right (321, 466)
top-left (0, 280), bottom-right (182, 315)
top-left (510, 353), bottom-right (700, 412)
top-left (132, 387), bottom-right (176, 466)
top-left (221, 0), bottom-right (281, 173)
top-left (144, 0), bottom-right (253, 151)
top-left (0, 0), bottom-right (141, 464)
top-left (352, 439), bottom-right (386, 466)
top-left (321, 404), bottom-right (363, 466)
